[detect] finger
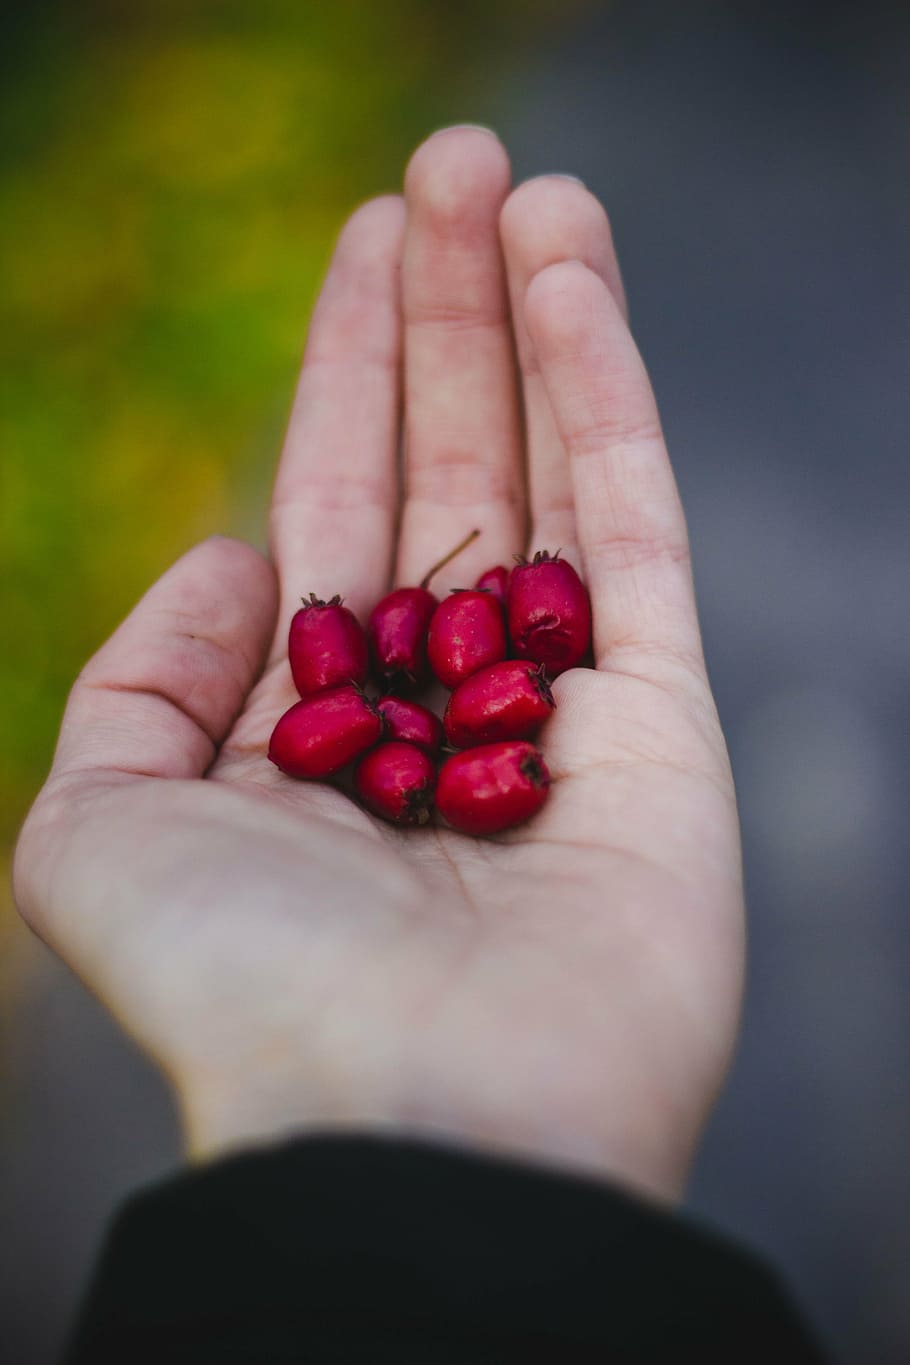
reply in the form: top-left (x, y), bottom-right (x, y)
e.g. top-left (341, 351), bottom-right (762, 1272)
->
top-left (397, 126), bottom-right (524, 588)
top-left (48, 536), bottom-right (277, 784)
top-left (500, 175), bottom-right (627, 561)
top-left (524, 261), bottom-right (703, 670)
top-left (269, 195), bottom-right (406, 650)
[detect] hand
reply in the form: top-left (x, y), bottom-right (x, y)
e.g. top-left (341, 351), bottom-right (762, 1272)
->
top-left (14, 128), bottom-right (743, 1204)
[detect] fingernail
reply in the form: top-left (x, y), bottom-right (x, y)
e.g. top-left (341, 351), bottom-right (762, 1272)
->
top-left (430, 123), bottom-right (499, 139)
top-left (523, 172), bottom-right (586, 188)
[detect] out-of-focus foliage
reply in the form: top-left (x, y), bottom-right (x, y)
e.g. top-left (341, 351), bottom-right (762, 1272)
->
top-left (0, 0), bottom-right (591, 959)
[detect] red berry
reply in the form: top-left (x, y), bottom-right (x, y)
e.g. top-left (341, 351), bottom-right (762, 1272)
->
top-left (436, 741), bottom-right (550, 835)
top-left (288, 594), bottom-right (368, 697)
top-left (474, 564), bottom-right (511, 605)
top-left (508, 550), bottom-right (592, 677)
top-left (443, 660), bottom-right (555, 749)
top-left (354, 741), bottom-right (436, 826)
top-left (367, 586), bottom-right (438, 689)
top-left (268, 685), bottom-right (382, 779)
top-left (376, 696), bottom-right (444, 755)
top-left (427, 590), bottom-right (507, 689)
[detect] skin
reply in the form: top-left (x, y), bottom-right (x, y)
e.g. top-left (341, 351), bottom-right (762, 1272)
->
top-left (13, 129), bottom-right (744, 1205)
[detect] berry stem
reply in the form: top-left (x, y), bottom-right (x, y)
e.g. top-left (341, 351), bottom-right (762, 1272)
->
top-left (419, 528), bottom-right (481, 590)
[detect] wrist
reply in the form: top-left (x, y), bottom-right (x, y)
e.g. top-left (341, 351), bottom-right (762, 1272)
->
top-left (175, 1056), bottom-right (692, 1206)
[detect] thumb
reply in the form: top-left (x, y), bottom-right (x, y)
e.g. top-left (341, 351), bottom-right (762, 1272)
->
top-left (12, 534), bottom-right (277, 1044)
top-left (46, 535), bottom-right (276, 785)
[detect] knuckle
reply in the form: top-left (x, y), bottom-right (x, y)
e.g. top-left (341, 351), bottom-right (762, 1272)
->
top-left (587, 531), bottom-right (691, 575)
top-left (566, 402), bottom-right (664, 457)
top-left (405, 297), bottom-right (507, 333)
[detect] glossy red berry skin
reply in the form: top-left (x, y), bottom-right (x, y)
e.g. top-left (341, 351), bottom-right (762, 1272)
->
top-left (268, 685), bottom-right (382, 779)
top-left (376, 696), bottom-right (444, 756)
top-left (427, 590), bottom-right (507, 689)
top-left (443, 660), bottom-right (555, 749)
top-left (474, 564), bottom-right (510, 605)
top-left (367, 587), bottom-right (438, 689)
top-left (288, 594), bottom-right (369, 697)
top-left (436, 741), bottom-right (550, 835)
top-left (354, 741), bottom-right (436, 826)
top-left (507, 550), bottom-right (592, 677)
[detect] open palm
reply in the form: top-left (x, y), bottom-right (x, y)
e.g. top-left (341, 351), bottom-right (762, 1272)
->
top-left (15, 130), bottom-right (743, 1203)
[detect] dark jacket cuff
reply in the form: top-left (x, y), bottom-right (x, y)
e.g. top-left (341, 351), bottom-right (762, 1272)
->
top-left (64, 1132), bottom-right (826, 1363)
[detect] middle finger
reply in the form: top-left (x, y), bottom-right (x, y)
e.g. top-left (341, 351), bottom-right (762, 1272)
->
top-left (396, 127), bottom-right (526, 588)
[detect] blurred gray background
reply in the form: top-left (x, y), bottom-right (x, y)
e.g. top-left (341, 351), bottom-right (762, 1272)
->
top-left (3, 2), bottom-right (909, 1361)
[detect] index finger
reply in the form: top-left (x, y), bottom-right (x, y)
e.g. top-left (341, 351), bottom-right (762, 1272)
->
top-left (268, 195), bottom-right (406, 652)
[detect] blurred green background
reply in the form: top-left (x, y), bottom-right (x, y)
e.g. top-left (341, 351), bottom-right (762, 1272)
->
top-left (0, 0), bottom-right (588, 989)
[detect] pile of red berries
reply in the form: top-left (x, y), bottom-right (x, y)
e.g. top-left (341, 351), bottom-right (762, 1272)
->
top-left (268, 531), bottom-right (592, 836)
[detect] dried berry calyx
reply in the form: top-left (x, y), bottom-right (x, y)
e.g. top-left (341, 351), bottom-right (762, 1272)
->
top-left (513, 548), bottom-right (562, 567)
top-left (301, 592), bottom-right (344, 607)
top-left (520, 750), bottom-right (550, 788)
top-left (404, 782), bottom-right (434, 826)
top-left (528, 663), bottom-right (555, 707)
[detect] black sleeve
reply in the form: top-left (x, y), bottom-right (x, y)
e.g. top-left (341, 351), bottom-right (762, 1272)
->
top-left (63, 1133), bottom-right (826, 1364)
